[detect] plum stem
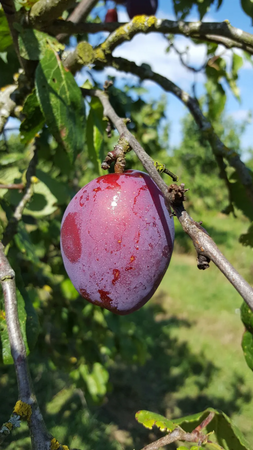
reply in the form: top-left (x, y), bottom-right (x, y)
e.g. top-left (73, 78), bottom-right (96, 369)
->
top-left (101, 134), bottom-right (131, 173)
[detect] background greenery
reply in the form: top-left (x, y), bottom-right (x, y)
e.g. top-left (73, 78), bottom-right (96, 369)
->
top-left (1, 84), bottom-right (253, 448)
top-left (1, 0), bottom-right (253, 448)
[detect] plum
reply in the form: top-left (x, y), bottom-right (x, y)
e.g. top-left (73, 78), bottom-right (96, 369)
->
top-left (127, 0), bottom-right (158, 19)
top-left (105, 8), bottom-right (118, 22)
top-left (60, 170), bottom-right (174, 315)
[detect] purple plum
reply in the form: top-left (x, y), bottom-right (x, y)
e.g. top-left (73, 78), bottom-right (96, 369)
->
top-left (127, 0), bottom-right (158, 19)
top-left (60, 170), bottom-right (174, 315)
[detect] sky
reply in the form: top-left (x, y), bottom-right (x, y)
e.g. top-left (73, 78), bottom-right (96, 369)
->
top-left (5, 0), bottom-right (253, 159)
top-left (83, 0), bottom-right (253, 158)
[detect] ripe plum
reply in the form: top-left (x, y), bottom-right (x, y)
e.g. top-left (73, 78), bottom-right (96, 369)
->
top-left (61, 170), bottom-right (174, 315)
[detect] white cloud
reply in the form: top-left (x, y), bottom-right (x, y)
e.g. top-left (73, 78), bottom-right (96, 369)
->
top-left (230, 109), bottom-right (251, 121)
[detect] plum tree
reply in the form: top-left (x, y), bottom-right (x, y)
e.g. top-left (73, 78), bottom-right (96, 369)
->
top-left (105, 7), bottom-right (118, 22)
top-left (60, 170), bottom-right (174, 315)
top-left (126, 0), bottom-right (158, 19)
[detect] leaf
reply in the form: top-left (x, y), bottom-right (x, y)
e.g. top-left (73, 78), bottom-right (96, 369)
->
top-left (18, 286), bottom-right (40, 353)
top-left (86, 97), bottom-right (105, 175)
top-left (35, 48), bottom-right (86, 164)
top-left (135, 410), bottom-right (177, 432)
top-left (0, 153), bottom-right (24, 166)
top-left (241, 301), bottom-right (253, 332)
top-left (205, 80), bottom-right (226, 120)
top-left (232, 53), bottom-right (244, 77)
top-left (79, 362), bottom-right (109, 401)
top-left (14, 221), bottom-right (40, 264)
top-left (20, 90), bottom-right (45, 144)
top-left (35, 169), bottom-right (70, 205)
top-left (0, 9), bottom-right (12, 52)
top-left (6, 179), bottom-right (58, 217)
top-left (239, 222), bottom-right (253, 248)
top-left (0, 48), bottom-right (19, 88)
top-left (242, 330), bottom-right (253, 371)
top-left (0, 166), bottom-right (21, 198)
top-left (173, 408), bottom-right (250, 450)
top-left (241, 0), bottom-right (253, 24)
top-left (18, 28), bottom-right (64, 61)
top-left (229, 170), bottom-right (253, 221)
top-left (0, 288), bottom-right (39, 364)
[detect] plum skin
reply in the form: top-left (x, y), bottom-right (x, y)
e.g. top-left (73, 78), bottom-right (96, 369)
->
top-left (127, 0), bottom-right (158, 19)
top-left (60, 170), bottom-right (174, 315)
top-left (105, 8), bottom-right (118, 22)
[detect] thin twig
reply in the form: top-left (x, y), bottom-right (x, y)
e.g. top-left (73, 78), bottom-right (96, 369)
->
top-left (0, 244), bottom-right (52, 449)
top-left (0, 183), bottom-right (24, 190)
top-left (141, 412), bottom-right (216, 450)
top-left (81, 87), bottom-right (253, 311)
top-left (2, 138), bottom-right (38, 247)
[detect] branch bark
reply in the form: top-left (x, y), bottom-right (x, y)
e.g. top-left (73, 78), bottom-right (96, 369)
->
top-left (45, 17), bottom-right (253, 54)
top-left (0, 244), bottom-right (52, 449)
top-left (81, 87), bottom-right (253, 311)
top-left (28, 0), bottom-right (76, 27)
top-left (57, 0), bottom-right (99, 41)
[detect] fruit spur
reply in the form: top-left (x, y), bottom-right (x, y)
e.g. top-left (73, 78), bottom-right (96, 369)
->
top-left (60, 170), bottom-right (174, 315)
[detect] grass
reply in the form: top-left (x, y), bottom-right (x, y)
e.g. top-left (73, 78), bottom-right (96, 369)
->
top-left (97, 210), bottom-right (253, 448)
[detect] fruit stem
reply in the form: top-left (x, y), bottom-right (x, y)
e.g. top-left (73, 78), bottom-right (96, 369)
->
top-left (101, 134), bottom-right (131, 173)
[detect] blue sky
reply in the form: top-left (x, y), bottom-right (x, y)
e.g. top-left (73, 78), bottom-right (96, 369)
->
top-left (85, 0), bottom-right (253, 158)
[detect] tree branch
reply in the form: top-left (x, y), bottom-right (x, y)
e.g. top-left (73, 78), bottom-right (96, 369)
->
top-left (0, 183), bottom-right (25, 190)
top-left (46, 17), bottom-right (253, 54)
top-left (102, 56), bottom-right (253, 208)
top-left (28, 0), bottom-right (76, 27)
top-left (81, 87), bottom-right (253, 311)
top-left (0, 244), bottom-right (52, 449)
top-left (57, 0), bottom-right (99, 41)
top-left (140, 412), bottom-right (216, 450)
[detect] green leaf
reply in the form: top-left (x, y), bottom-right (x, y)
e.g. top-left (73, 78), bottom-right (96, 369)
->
top-left (79, 362), bottom-right (109, 401)
top-left (0, 288), bottom-right (38, 364)
top-left (35, 169), bottom-right (70, 205)
top-left (14, 221), bottom-right (40, 264)
top-left (241, 0), bottom-right (253, 24)
top-left (241, 301), bottom-right (253, 333)
top-left (0, 9), bottom-right (12, 52)
top-left (0, 48), bottom-right (19, 88)
top-left (20, 90), bottom-right (45, 144)
top-left (242, 330), bottom-right (253, 371)
top-left (35, 48), bottom-right (86, 164)
top-left (135, 410), bottom-right (177, 432)
top-left (232, 53), bottom-right (244, 77)
top-left (229, 170), bottom-right (253, 221)
top-left (86, 97), bottom-right (105, 175)
top-left (206, 80), bottom-right (226, 119)
top-left (239, 222), bottom-right (253, 248)
top-left (18, 28), bottom-right (64, 61)
top-left (0, 153), bottom-right (24, 166)
top-left (0, 166), bottom-right (21, 198)
top-left (6, 178), bottom-right (58, 217)
top-left (18, 286), bottom-right (40, 353)
top-left (173, 408), bottom-right (250, 450)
